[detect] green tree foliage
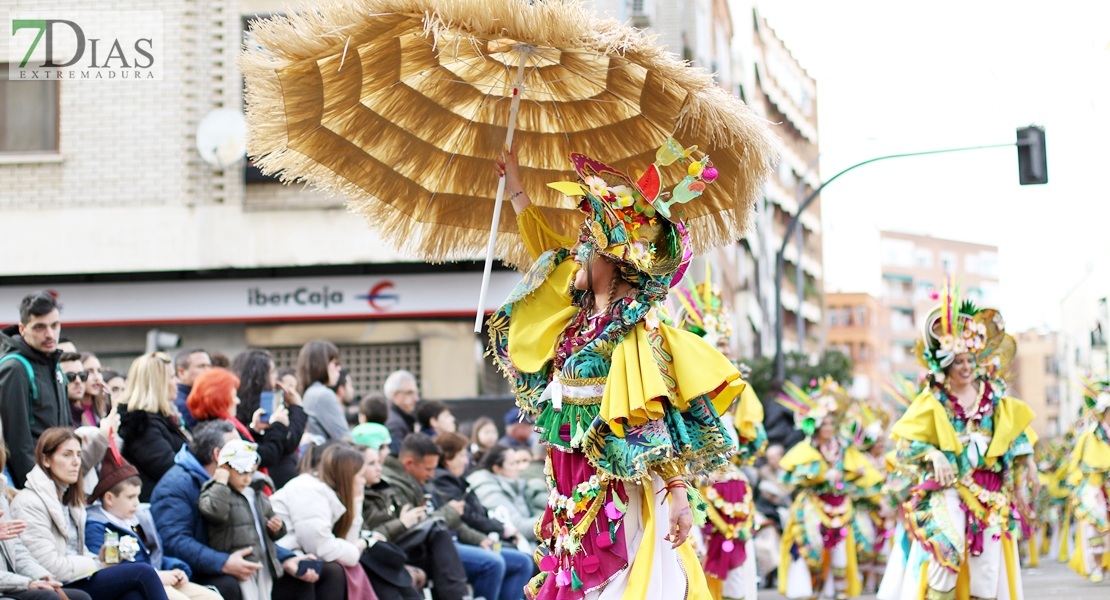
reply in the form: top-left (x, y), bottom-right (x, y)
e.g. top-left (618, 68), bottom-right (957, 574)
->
top-left (746, 350), bottom-right (854, 401)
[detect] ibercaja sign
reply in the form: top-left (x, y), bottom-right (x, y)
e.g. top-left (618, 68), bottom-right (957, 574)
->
top-left (6, 11), bottom-right (163, 80)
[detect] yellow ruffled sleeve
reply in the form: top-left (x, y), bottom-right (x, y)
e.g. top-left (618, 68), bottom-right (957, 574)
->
top-left (517, 204), bottom-right (576, 261)
top-left (1069, 429), bottom-right (1110, 473)
top-left (600, 322), bottom-right (742, 436)
top-left (891, 391), bottom-right (963, 454)
top-left (780, 441), bottom-right (826, 474)
top-left (732, 382), bottom-right (764, 442)
top-left (986, 397), bottom-right (1035, 458)
top-left (845, 447), bottom-right (885, 489)
top-left (506, 259), bottom-right (578, 373)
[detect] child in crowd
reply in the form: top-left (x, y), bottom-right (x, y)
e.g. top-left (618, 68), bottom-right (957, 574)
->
top-left (85, 452), bottom-right (222, 600)
top-left (198, 440), bottom-right (286, 600)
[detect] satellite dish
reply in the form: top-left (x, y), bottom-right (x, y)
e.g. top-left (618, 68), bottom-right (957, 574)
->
top-left (196, 109), bottom-right (247, 168)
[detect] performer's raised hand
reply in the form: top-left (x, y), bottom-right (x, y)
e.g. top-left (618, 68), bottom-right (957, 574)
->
top-left (496, 144), bottom-right (530, 213)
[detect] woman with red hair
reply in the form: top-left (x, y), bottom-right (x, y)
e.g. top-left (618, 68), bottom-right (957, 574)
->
top-left (187, 368), bottom-right (294, 476)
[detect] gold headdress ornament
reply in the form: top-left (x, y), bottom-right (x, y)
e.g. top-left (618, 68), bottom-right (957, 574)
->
top-left (915, 278), bottom-right (1015, 381)
top-left (776, 377), bottom-right (850, 436)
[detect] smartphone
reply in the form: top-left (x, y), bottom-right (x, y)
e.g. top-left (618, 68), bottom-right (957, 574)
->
top-left (259, 390), bottom-right (282, 423)
top-left (296, 558), bottom-right (323, 577)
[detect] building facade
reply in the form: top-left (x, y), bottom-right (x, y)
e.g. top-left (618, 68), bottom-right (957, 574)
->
top-left (1010, 329), bottom-right (1061, 438)
top-left (879, 231), bottom-right (1000, 380)
top-left (825, 292), bottom-right (890, 400)
top-left (1058, 250), bottom-right (1110, 431)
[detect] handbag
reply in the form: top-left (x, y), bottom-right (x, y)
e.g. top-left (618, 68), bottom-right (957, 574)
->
top-left (392, 516), bottom-right (447, 559)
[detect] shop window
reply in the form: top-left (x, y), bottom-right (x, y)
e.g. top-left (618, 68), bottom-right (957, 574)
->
top-left (268, 342), bottom-right (422, 397)
top-left (0, 71), bottom-right (58, 152)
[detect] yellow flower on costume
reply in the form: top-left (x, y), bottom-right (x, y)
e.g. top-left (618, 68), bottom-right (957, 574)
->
top-left (610, 185), bottom-right (635, 208)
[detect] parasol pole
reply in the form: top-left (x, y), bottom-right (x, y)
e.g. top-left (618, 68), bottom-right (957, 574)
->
top-left (474, 47), bottom-right (529, 333)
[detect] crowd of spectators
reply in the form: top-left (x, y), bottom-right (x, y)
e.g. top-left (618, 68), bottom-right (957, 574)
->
top-left (0, 291), bottom-right (554, 600)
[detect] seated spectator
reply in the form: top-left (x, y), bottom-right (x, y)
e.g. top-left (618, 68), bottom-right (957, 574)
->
top-left (415, 402), bottom-right (456, 439)
top-left (272, 444), bottom-right (378, 600)
top-left (498, 409), bottom-right (531, 450)
top-left (431, 434), bottom-right (524, 549)
top-left (467, 445), bottom-right (540, 551)
top-left (383, 371), bottom-right (420, 455)
top-left (332, 369), bottom-right (361, 427)
top-left (151, 421), bottom-right (343, 600)
top-left (103, 370), bottom-right (126, 401)
top-left (385, 434), bottom-right (531, 600)
top-left (11, 428), bottom-right (169, 600)
top-left (0, 441), bottom-right (94, 600)
top-left (352, 445), bottom-right (423, 600)
top-left (172, 349), bottom-right (212, 430)
top-left (188, 366), bottom-right (301, 489)
top-left (118, 353), bottom-right (190, 502)
top-left (467, 417), bottom-right (499, 466)
top-left (208, 353), bottom-right (230, 370)
top-left (56, 337), bottom-right (77, 355)
top-left (297, 341), bottom-right (348, 442)
top-left (358, 393), bottom-right (389, 426)
top-left (79, 352), bottom-right (109, 427)
top-left (231, 350), bottom-right (308, 489)
top-left (199, 440), bottom-right (286, 600)
top-left (351, 422), bottom-right (392, 464)
top-left (85, 452), bottom-right (220, 600)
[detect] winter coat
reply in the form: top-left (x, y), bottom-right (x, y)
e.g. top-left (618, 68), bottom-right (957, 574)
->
top-left (118, 403), bottom-right (190, 502)
top-left (174, 384), bottom-right (197, 430)
top-left (302, 382), bottom-right (350, 442)
top-left (196, 405), bottom-right (307, 490)
top-left (0, 325), bottom-right (70, 489)
top-left (0, 479), bottom-right (52, 593)
top-left (85, 504), bottom-right (191, 576)
top-left (151, 446), bottom-right (296, 576)
top-left (381, 455), bottom-right (486, 546)
top-left (384, 407), bottom-right (416, 456)
top-left (271, 474), bottom-right (362, 567)
top-left (466, 469), bottom-right (539, 542)
top-left (361, 482), bottom-right (407, 541)
top-left (10, 466), bottom-right (99, 582)
top-left (429, 468), bottom-right (506, 538)
top-left (198, 477), bottom-right (285, 577)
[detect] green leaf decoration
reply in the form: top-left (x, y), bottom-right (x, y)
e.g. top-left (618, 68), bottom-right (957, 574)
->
top-left (611, 493), bottom-right (628, 514)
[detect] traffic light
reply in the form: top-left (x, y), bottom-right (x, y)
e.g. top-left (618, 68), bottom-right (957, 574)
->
top-left (1016, 126), bottom-right (1047, 185)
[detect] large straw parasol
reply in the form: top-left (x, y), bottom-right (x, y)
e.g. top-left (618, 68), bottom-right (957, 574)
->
top-left (241, 0), bottom-right (778, 328)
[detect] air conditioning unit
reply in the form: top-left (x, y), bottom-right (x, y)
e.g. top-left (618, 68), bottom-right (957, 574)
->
top-left (630, 13), bottom-right (650, 28)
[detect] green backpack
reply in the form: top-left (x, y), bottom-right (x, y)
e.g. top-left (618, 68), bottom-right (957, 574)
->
top-left (0, 353), bottom-right (64, 425)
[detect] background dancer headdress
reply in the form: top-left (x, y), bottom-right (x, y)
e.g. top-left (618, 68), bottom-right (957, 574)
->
top-left (776, 377), bottom-right (850, 436)
top-left (915, 278), bottom-right (1015, 380)
top-left (669, 262), bottom-right (734, 347)
top-left (1074, 374), bottom-right (1110, 416)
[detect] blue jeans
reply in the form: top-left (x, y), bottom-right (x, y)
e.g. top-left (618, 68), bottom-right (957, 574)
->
top-left (455, 544), bottom-right (533, 600)
top-left (66, 561), bottom-right (167, 600)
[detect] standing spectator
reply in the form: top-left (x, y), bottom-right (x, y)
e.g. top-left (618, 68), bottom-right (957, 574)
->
top-left (103, 370), bottom-right (126, 400)
top-left (151, 421), bottom-right (340, 600)
top-left (383, 371), bottom-right (419, 456)
top-left (231, 350), bottom-right (308, 488)
top-left (208, 353), bottom-right (230, 369)
top-left (358, 393), bottom-right (389, 425)
top-left (415, 402), bottom-right (456, 439)
top-left (297, 340), bottom-right (348, 442)
top-left (385, 434), bottom-right (531, 600)
top-left (0, 440), bottom-right (94, 600)
top-left (60, 353), bottom-right (89, 427)
top-left (118, 353), bottom-right (191, 502)
top-left (467, 417), bottom-right (499, 466)
top-left (84, 452), bottom-right (221, 600)
top-left (0, 292), bottom-right (71, 488)
top-left (56, 338), bottom-right (77, 355)
top-left (466, 445), bottom-right (540, 551)
top-left (173, 349), bottom-right (211, 430)
top-left (10, 428), bottom-right (169, 600)
top-left (497, 409), bottom-right (531, 450)
top-left (198, 440), bottom-right (286, 600)
top-left (79, 352), bottom-right (109, 427)
top-left (332, 369), bottom-right (361, 427)
top-left (275, 368), bottom-right (298, 394)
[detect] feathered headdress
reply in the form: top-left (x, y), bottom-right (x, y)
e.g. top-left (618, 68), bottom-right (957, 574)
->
top-left (882, 373), bottom-right (922, 410)
top-left (671, 261), bottom-right (733, 346)
top-left (916, 278), bottom-right (1014, 380)
top-left (776, 377), bottom-right (849, 436)
top-left (1074, 374), bottom-right (1110, 416)
top-left (843, 398), bottom-right (890, 450)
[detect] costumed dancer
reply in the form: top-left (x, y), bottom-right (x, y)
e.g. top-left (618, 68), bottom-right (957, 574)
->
top-left (850, 401), bottom-right (894, 593)
top-left (777, 379), bottom-right (884, 600)
top-left (1064, 376), bottom-right (1110, 581)
top-left (673, 275), bottom-right (767, 600)
top-left (877, 376), bottom-right (925, 600)
top-left (490, 141), bottom-right (750, 600)
top-left (887, 281), bottom-right (1036, 600)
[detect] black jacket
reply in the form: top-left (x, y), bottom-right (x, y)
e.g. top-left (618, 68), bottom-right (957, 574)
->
top-left (196, 405), bottom-right (307, 490)
top-left (0, 325), bottom-right (69, 488)
top-left (385, 406), bottom-right (416, 456)
top-left (429, 468), bottom-right (506, 538)
top-left (118, 404), bottom-right (190, 502)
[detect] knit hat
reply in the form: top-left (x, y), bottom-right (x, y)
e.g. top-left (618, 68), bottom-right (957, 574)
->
top-left (90, 448), bottom-right (139, 503)
top-left (351, 422), bottom-right (392, 450)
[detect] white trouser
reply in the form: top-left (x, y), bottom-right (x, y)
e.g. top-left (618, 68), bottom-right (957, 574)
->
top-left (783, 537), bottom-right (847, 600)
top-left (925, 489), bottom-right (1002, 599)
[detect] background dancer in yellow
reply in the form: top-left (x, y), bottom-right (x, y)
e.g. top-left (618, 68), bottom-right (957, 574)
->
top-left (1064, 376), bottom-right (1110, 582)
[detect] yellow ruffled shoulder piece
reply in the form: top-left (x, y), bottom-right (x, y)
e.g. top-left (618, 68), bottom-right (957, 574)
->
top-left (884, 449), bottom-right (900, 472)
top-left (844, 447), bottom-right (884, 489)
top-left (732, 381), bottom-right (764, 442)
top-left (891, 391), bottom-right (963, 454)
top-left (986, 397), bottom-right (1035, 458)
top-left (1068, 429), bottom-right (1110, 472)
top-left (506, 258), bottom-right (579, 374)
top-left (601, 322), bottom-right (743, 436)
top-left (779, 441), bottom-right (826, 473)
top-left (517, 204), bottom-right (576, 261)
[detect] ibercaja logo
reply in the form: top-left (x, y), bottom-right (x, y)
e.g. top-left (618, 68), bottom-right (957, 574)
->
top-left (6, 11), bottom-right (162, 81)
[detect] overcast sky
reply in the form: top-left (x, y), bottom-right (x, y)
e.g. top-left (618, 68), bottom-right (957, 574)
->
top-left (757, 0), bottom-right (1110, 332)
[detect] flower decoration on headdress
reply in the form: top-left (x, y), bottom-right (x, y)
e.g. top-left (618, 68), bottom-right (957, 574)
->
top-left (776, 378), bottom-right (849, 436)
top-left (672, 262), bottom-right (733, 347)
top-left (547, 137), bottom-right (718, 292)
top-left (916, 278), bottom-right (1014, 381)
top-left (1074, 374), bottom-right (1110, 416)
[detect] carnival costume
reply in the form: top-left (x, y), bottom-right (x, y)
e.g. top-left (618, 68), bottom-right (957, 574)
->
top-left (776, 379), bottom-right (884, 599)
top-left (672, 277), bottom-right (767, 600)
top-left (1063, 377), bottom-right (1110, 581)
top-left (489, 143), bottom-right (749, 600)
top-left (885, 283), bottom-right (1035, 600)
top-left (877, 377), bottom-right (926, 600)
top-left (849, 402), bottom-right (894, 592)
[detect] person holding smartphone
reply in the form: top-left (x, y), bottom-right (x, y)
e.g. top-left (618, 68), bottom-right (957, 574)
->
top-left (231, 349), bottom-right (308, 489)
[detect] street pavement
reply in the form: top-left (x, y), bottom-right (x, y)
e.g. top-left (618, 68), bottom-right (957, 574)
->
top-left (755, 556), bottom-right (1109, 599)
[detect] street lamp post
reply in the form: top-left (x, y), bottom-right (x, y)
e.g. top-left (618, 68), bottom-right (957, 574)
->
top-left (772, 142), bottom-right (1016, 385)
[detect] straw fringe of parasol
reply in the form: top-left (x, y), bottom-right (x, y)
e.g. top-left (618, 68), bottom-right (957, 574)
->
top-left (241, 0), bottom-right (779, 268)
